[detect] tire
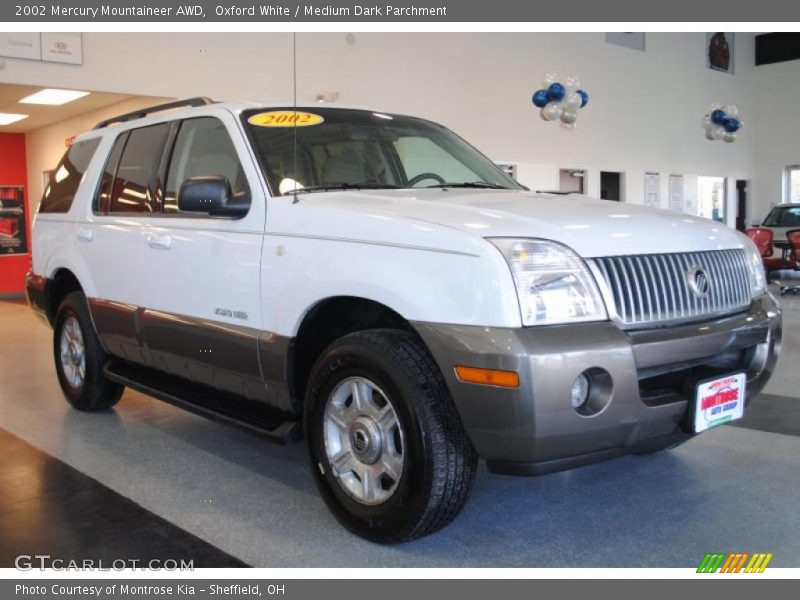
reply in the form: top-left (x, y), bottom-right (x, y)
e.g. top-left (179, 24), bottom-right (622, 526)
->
top-left (53, 291), bottom-right (123, 411)
top-left (305, 329), bottom-right (478, 543)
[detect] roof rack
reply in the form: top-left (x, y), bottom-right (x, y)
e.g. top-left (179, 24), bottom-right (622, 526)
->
top-left (93, 97), bottom-right (216, 129)
top-left (535, 190), bottom-right (581, 195)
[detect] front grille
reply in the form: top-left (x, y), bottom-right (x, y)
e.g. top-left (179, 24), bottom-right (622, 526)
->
top-left (591, 249), bottom-right (751, 328)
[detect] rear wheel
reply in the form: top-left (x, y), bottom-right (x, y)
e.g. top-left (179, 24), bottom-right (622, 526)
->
top-left (305, 329), bottom-right (478, 543)
top-left (53, 291), bottom-right (123, 411)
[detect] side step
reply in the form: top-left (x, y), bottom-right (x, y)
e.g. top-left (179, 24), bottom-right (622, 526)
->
top-left (103, 360), bottom-right (301, 444)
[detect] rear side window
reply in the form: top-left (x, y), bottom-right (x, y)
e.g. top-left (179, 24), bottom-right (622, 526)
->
top-left (94, 133), bottom-right (127, 214)
top-left (39, 138), bottom-right (101, 213)
top-left (164, 117), bottom-right (249, 213)
top-left (109, 123), bottom-right (169, 214)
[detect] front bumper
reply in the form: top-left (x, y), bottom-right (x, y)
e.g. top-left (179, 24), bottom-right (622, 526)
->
top-left (413, 292), bottom-right (781, 475)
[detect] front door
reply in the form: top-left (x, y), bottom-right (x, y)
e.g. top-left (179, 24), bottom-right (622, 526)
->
top-left (137, 113), bottom-right (270, 403)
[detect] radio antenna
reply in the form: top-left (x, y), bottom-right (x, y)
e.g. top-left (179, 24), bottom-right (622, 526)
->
top-left (292, 32), bottom-right (299, 204)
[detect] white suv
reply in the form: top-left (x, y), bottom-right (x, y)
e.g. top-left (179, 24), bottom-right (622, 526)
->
top-left (27, 98), bottom-right (781, 543)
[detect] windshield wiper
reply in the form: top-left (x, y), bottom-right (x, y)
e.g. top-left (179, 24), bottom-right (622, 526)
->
top-left (287, 182), bottom-right (405, 195)
top-left (424, 181), bottom-right (509, 190)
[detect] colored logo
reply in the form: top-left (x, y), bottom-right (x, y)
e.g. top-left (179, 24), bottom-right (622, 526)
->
top-left (697, 552), bottom-right (773, 573)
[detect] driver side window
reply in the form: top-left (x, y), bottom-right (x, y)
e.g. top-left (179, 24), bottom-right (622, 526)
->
top-left (394, 137), bottom-right (480, 185)
top-left (164, 117), bottom-right (249, 213)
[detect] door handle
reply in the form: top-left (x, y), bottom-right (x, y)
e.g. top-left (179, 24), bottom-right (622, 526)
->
top-left (146, 233), bottom-right (172, 250)
top-left (76, 227), bottom-right (93, 243)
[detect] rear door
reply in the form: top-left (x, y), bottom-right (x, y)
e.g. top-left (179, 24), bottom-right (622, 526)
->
top-left (137, 113), bottom-right (270, 403)
top-left (82, 123), bottom-right (170, 362)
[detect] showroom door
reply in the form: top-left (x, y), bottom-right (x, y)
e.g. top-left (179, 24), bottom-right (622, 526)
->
top-left (137, 113), bottom-right (270, 402)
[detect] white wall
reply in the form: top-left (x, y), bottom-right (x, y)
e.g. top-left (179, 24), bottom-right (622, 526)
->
top-left (296, 32), bottom-right (755, 220)
top-left (753, 58), bottom-right (800, 222)
top-left (2, 32), bottom-right (757, 220)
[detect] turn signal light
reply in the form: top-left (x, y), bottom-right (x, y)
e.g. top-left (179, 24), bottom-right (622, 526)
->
top-left (455, 365), bottom-right (520, 388)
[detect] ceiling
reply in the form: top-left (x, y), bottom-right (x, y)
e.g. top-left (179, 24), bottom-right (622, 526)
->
top-left (0, 83), bottom-right (138, 133)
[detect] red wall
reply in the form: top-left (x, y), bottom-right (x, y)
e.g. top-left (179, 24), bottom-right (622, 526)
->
top-left (0, 133), bottom-right (30, 295)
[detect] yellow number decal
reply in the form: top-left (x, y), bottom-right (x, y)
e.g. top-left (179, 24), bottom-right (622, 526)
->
top-left (247, 111), bottom-right (324, 127)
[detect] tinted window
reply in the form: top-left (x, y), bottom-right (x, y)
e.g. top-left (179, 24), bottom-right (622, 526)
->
top-left (93, 133), bottom-right (127, 214)
top-left (164, 117), bottom-right (248, 213)
top-left (242, 107), bottom-right (522, 195)
top-left (110, 123), bottom-right (169, 214)
top-left (763, 206), bottom-right (800, 227)
top-left (40, 138), bottom-right (101, 213)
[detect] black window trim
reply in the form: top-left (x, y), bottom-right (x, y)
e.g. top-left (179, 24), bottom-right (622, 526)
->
top-left (95, 122), bottom-right (170, 217)
top-left (91, 117), bottom-right (252, 220)
top-left (158, 115), bottom-right (252, 220)
top-left (92, 130), bottom-right (129, 216)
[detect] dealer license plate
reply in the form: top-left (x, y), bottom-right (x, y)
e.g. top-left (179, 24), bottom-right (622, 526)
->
top-left (694, 373), bottom-right (747, 433)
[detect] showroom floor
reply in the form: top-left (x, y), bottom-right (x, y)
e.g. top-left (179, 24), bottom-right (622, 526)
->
top-left (1, 288), bottom-right (799, 568)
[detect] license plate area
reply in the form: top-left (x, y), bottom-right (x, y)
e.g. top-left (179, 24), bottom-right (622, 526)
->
top-left (694, 372), bottom-right (747, 433)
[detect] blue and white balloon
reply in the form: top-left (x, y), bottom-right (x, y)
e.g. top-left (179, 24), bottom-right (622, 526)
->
top-left (540, 101), bottom-right (563, 122)
top-left (532, 74), bottom-right (589, 127)
top-left (547, 82), bottom-right (566, 102)
top-left (532, 89), bottom-right (550, 108)
top-left (703, 103), bottom-right (742, 143)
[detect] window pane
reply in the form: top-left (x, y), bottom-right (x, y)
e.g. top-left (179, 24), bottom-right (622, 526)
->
top-left (93, 133), bottom-right (127, 214)
top-left (243, 107), bottom-right (522, 195)
top-left (790, 168), bottom-right (800, 203)
top-left (394, 137), bottom-right (479, 185)
top-left (110, 124), bottom-right (169, 214)
top-left (40, 138), bottom-right (101, 213)
top-left (165, 117), bottom-right (248, 213)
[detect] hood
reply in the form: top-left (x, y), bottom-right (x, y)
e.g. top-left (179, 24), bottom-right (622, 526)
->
top-left (301, 189), bottom-right (745, 258)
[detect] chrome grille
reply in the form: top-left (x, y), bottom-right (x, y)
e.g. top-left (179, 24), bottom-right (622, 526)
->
top-left (591, 249), bottom-right (751, 328)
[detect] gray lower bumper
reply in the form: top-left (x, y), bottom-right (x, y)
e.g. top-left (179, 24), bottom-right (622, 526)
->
top-left (413, 292), bottom-right (781, 475)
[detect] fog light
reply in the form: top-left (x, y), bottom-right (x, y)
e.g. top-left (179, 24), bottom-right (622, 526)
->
top-left (571, 373), bottom-right (590, 409)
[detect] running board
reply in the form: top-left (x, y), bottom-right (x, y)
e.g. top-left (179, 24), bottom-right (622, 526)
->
top-left (103, 361), bottom-right (301, 444)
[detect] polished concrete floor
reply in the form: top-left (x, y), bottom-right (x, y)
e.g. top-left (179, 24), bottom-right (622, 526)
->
top-left (1, 290), bottom-right (799, 568)
top-left (0, 428), bottom-right (245, 568)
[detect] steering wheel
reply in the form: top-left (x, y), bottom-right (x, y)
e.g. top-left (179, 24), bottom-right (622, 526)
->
top-left (408, 172), bottom-right (446, 187)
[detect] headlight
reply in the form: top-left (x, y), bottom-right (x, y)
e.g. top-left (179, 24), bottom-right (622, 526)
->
top-left (740, 233), bottom-right (767, 297)
top-left (489, 238), bottom-right (608, 326)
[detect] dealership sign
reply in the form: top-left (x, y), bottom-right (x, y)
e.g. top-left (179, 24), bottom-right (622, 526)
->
top-left (0, 33), bottom-right (82, 64)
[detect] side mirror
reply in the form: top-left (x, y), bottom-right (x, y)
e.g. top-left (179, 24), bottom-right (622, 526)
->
top-left (177, 176), bottom-right (249, 218)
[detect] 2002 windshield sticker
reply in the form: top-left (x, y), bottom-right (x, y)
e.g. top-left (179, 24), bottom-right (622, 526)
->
top-left (248, 111), bottom-right (324, 127)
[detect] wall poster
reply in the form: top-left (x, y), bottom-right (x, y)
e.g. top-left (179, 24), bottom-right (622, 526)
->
top-left (669, 173), bottom-right (684, 213)
top-left (644, 171), bottom-right (661, 208)
top-left (0, 186), bottom-right (27, 255)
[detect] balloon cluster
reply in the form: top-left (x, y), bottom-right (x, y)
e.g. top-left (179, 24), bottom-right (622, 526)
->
top-left (532, 74), bottom-right (588, 128)
top-left (702, 103), bottom-right (742, 143)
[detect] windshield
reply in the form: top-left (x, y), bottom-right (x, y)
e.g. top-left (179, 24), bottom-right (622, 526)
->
top-left (763, 206), bottom-right (800, 227)
top-left (241, 107), bottom-right (523, 195)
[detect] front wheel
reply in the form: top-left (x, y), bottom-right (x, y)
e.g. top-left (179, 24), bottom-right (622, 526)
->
top-left (53, 291), bottom-right (123, 411)
top-left (305, 329), bottom-right (477, 543)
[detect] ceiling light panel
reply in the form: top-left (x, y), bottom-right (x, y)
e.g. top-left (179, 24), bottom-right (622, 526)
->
top-left (0, 113), bottom-right (29, 125)
top-left (19, 88), bottom-right (90, 105)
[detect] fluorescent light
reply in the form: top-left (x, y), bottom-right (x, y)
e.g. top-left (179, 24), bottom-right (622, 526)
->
top-left (0, 113), bottom-right (28, 126)
top-left (19, 88), bottom-right (90, 105)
